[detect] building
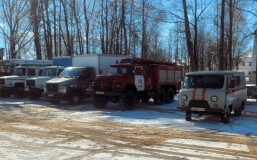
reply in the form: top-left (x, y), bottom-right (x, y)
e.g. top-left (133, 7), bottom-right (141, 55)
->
top-left (235, 52), bottom-right (252, 77)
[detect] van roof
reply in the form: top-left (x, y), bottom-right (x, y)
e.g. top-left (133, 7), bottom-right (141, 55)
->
top-left (186, 71), bottom-right (245, 76)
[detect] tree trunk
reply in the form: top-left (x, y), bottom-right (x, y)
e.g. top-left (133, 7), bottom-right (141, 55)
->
top-left (31, 0), bottom-right (42, 60)
top-left (218, 0), bottom-right (225, 70)
top-left (194, 0), bottom-right (198, 71)
top-left (228, 0), bottom-right (233, 70)
top-left (182, 0), bottom-right (195, 71)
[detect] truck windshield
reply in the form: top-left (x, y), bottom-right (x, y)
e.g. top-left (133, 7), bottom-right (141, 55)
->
top-left (59, 68), bottom-right (84, 78)
top-left (13, 68), bottom-right (26, 76)
top-left (42, 68), bottom-right (58, 76)
top-left (28, 69), bottom-right (36, 76)
top-left (183, 75), bottom-right (224, 89)
top-left (109, 66), bottom-right (134, 74)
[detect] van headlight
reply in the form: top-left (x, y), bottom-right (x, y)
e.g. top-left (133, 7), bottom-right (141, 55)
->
top-left (181, 95), bottom-right (187, 101)
top-left (211, 96), bottom-right (218, 102)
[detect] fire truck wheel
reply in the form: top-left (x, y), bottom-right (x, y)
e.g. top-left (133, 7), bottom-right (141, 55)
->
top-left (1, 90), bottom-right (12, 98)
top-left (69, 92), bottom-right (82, 105)
top-left (221, 111), bottom-right (230, 124)
top-left (14, 86), bottom-right (26, 99)
top-left (185, 110), bottom-right (191, 121)
top-left (165, 88), bottom-right (174, 103)
top-left (120, 90), bottom-right (136, 110)
top-left (29, 92), bottom-right (41, 100)
top-left (92, 96), bottom-right (107, 109)
top-left (154, 89), bottom-right (165, 105)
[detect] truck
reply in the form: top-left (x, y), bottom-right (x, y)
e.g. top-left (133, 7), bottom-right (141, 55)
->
top-left (177, 71), bottom-right (247, 124)
top-left (0, 66), bottom-right (45, 98)
top-left (91, 58), bottom-right (183, 110)
top-left (44, 54), bottom-right (129, 105)
top-left (25, 66), bottom-right (65, 100)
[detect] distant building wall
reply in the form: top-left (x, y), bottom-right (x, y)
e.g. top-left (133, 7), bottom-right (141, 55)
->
top-left (235, 52), bottom-right (252, 77)
top-left (251, 29), bottom-right (257, 72)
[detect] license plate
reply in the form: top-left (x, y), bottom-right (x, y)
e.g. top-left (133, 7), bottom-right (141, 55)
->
top-left (96, 91), bottom-right (104, 95)
top-left (48, 94), bottom-right (54, 97)
top-left (191, 107), bottom-right (205, 111)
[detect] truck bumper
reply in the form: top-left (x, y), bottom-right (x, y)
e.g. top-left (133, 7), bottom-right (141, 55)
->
top-left (178, 106), bottom-right (224, 114)
top-left (44, 92), bottom-right (67, 101)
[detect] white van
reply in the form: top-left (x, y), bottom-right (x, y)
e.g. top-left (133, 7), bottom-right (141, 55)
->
top-left (178, 71), bottom-right (247, 123)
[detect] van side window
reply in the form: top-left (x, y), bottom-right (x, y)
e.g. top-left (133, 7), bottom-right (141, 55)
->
top-left (235, 76), bottom-right (240, 86)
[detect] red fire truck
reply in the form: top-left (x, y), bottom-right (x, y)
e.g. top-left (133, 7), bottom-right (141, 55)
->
top-left (91, 58), bottom-right (183, 110)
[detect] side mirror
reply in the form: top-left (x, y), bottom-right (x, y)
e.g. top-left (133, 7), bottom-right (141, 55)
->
top-left (228, 79), bottom-right (235, 88)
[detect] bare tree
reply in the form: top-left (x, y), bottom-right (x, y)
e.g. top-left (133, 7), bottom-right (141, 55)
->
top-left (0, 0), bottom-right (32, 59)
top-left (182, 0), bottom-right (195, 71)
top-left (30, 0), bottom-right (41, 60)
top-left (218, 0), bottom-right (225, 70)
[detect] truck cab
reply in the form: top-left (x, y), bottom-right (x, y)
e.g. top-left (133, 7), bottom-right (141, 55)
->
top-left (178, 71), bottom-right (247, 123)
top-left (25, 66), bottom-right (65, 100)
top-left (44, 66), bottom-right (95, 105)
top-left (0, 66), bottom-right (43, 98)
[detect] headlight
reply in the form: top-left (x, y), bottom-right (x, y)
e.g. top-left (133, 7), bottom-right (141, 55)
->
top-left (116, 84), bottom-right (120, 88)
top-left (211, 96), bottom-right (218, 102)
top-left (181, 95), bottom-right (187, 101)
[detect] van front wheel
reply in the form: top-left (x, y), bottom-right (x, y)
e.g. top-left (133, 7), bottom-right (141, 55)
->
top-left (186, 110), bottom-right (191, 121)
top-left (221, 111), bottom-right (230, 124)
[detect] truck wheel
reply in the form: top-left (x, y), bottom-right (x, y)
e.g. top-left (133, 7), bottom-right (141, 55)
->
top-left (92, 95), bottom-right (107, 109)
top-left (154, 89), bottom-right (165, 105)
top-left (165, 88), bottom-right (174, 103)
top-left (1, 90), bottom-right (12, 98)
top-left (14, 86), bottom-right (26, 99)
top-left (50, 101), bottom-right (60, 104)
top-left (221, 111), bottom-right (230, 124)
top-left (69, 92), bottom-right (82, 105)
top-left (186, 110), bottom-right (191, 121)
top-left (120, 90), bottom-right (136, 110)
top-left (29, 92), bottom-right (41, 100)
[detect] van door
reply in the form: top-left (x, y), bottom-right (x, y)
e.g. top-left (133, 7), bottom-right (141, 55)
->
top-left (226, 76), bottom-right (235, 108)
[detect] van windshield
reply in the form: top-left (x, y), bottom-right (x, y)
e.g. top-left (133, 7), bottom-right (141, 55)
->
top-left (183, 75), bottom-right (224, 89)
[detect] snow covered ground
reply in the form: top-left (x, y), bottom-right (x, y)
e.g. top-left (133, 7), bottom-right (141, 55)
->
top-left (0, 96), bottom-right (257, 159)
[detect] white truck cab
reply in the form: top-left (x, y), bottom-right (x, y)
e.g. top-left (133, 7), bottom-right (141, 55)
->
top-left (0, 66), bottom-right (43, 98)
top-left (178, 71), bottom-right (247, 123)
top-left (25, 66), bottom-right (65, 100)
